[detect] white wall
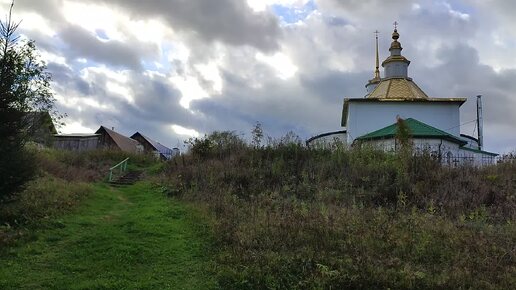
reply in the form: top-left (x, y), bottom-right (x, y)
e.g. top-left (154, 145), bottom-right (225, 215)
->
top-left (361, 137), bottom-right (496, 166)
top-left (307, 132), bottom-right (347, 149)
top-left (365, 138), bottom-right (460, 155)
top-left (346, 101), bottom-right (461, 143)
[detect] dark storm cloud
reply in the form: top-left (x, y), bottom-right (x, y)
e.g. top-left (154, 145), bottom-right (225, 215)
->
top-left (15, 0), bottom-right (63, 22)
top-left (58, 25), bottom-right (155, 70)
top-left (191, 68), bottom-right (369, 139)
top-left (88, 0), bottom-right (281, 51)
top-left (103, 73), bottom-right (201, 146)
top-left (300, 70), bottom-right (370, 100)
top-left (411, 43), bottom-right (516, 151)
top-left (46, 62), bottom-right (92, 95)
top-left (55, 69), bottom-right (200, 147)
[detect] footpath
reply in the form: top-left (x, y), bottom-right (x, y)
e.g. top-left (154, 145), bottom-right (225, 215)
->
top-left (0, 182), bottom-right (216, 290)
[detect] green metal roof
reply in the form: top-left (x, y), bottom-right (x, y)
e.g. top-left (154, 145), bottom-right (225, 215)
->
top-left (460, 146), bottom-right (498, 156)
top-left (355, 118), bottom-right (467, 146)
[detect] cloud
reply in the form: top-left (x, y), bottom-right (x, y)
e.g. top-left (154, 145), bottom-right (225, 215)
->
top-left (2, 0), bottom-right (514, 153)
top-left (58, 25), bottom-right (156, 70)
top-left (87, 0), bottom-right (281, 52)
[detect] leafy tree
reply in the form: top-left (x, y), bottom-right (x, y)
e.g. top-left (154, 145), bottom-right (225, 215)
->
top-left (0, 2), bottom-right (57, 198)
top-left (395, 116), bottom-right (412, 151)
top-left (251, 121), bottom-right (263, 148)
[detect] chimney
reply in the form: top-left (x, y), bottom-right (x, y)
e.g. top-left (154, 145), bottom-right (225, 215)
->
top-left (112, 127), bottom-right (115, 131)
top-left (476, 95), bottom-right (483, 150)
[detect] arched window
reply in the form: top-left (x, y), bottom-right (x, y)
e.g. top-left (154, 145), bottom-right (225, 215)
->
top-left (446, 151), bottom-right (453, 165)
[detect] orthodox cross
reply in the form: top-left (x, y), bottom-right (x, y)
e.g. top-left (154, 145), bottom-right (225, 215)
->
top-left (393, 21), bottom-right (398, 30)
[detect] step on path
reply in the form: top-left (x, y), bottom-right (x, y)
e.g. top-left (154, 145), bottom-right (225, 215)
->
top-left (109, 170), bottom-right (143, 186)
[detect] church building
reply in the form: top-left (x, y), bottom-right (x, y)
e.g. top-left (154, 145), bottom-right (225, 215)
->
top-left (309, 26), bottom-right (497, 165)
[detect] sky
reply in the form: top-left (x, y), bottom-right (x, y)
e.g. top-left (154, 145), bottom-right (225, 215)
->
top-left (4, 0), bottom-right (516, 153)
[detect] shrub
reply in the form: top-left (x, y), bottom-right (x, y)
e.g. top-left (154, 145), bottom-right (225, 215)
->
top-left (0, 175), bottom-right (92, 225)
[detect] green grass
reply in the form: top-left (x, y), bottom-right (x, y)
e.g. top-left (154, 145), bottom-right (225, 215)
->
top-left (0, 182), bottom-right (216, 290)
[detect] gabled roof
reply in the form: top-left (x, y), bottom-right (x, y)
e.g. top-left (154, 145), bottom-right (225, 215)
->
top-left (355, 118), bottom-right (467, 146)
top-left (96, 126), bottom-right (141, 153)
top-left (54, 133), bottom-right (100, 138)
top-left (131, 132), bottom-right (174, 158)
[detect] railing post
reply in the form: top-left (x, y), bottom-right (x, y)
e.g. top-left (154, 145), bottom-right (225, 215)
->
top-left (108, 157), bottom-right (130, 182)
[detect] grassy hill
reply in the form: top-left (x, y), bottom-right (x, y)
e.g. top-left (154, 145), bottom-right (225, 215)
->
top-left (0, 147), bottom-right (215, 289)
top-left (1, 137), bottom-right (515, 289)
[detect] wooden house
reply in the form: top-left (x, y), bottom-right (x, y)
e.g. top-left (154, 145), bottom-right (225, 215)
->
top-left (53, 133), bottom-right (100, 151)
top-left (131, 132), bottom-right (178, 160)
top-left (95, 126), bottom-right (143, 153)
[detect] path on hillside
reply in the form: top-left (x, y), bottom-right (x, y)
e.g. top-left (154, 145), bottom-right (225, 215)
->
top-left (0, 182), bottom-right (216, 289)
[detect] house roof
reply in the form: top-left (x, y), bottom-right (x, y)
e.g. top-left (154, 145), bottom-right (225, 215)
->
top-left (460, 147), bottom-right (498, 157)
top-left (95, 126), bottom-right (141, 153)
top-left (306, 130), bottom-right (347, 145)
top-left (131, 132), bottom-right (174, 158)
top-left (355, 118), bottom-right (467, 146)
top-left (54, 133), bottom-right (100, 138)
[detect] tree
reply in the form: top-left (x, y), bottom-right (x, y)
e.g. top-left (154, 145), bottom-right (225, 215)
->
top-left (251, 121), bottom-right (263, 148)
top-left (0, 2), bottom-right (57, 198)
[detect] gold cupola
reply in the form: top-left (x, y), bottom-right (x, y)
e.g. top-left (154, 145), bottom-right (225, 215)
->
top-left (381, 27), bottom-right (410, 78)
top-left (366, 25), bottom-right (429, 100)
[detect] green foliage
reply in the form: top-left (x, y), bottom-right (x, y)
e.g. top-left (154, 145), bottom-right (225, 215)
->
top-left (0, 175), bottom-right (92, 225)
top-left (0, 3), bottom-right (58, 197)
top-left (162, 136), bottom-right (516, 289)
top-left (185, 131), bottom-right (247, 160)
top-left (251, 121), bottom-right (264, 148)
top-left (0, 146), bottom-right (159, 230)
top-left (395, 117), bottom-right (412, 150)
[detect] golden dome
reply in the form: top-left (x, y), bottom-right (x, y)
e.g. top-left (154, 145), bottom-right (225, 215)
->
top-left (366, 77), bottom-right (429, 99)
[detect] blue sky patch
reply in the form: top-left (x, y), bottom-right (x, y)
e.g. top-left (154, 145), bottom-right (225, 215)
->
top-left (271, 0), bottom-right (317, 24)
top-left (95, 29), bottom-right (109, 41)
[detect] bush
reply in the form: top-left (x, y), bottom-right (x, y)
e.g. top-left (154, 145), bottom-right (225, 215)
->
top-left (0, 175), bottom-right (92, 225)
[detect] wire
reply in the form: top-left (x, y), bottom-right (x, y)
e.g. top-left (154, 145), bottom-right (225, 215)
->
top-left (443, 119), bottom-right (477, 132)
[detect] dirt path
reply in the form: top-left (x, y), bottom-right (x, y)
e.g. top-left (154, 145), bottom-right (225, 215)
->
top-left (0, 182), bottom-right (216, 289)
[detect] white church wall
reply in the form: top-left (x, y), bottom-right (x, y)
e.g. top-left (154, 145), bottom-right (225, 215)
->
top-left (346, 101), bottom-right (461, 143)
top-left (360, 137), bottom-right (496, 166)
top-left (362, 138), bottom-right (460, 156)
top-left (307, 132), bottom-right (347, 149)
top-left (457, 148), bottom-right (497, 166)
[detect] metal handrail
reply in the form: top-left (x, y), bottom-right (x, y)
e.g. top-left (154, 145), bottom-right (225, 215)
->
top-left (109, 157), bottom-right (129, 182)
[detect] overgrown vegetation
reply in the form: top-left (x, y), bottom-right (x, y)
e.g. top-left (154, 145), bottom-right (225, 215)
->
top-left (160, 131), bottom-right (516, 289)
top-left (0, 146), bottom-right (155, 246)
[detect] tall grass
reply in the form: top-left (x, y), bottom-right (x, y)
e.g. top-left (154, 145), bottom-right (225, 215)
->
top-left (160, 132), bottom-right (516, 289)
top-left (0, 147), bottom-right (157, 246)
